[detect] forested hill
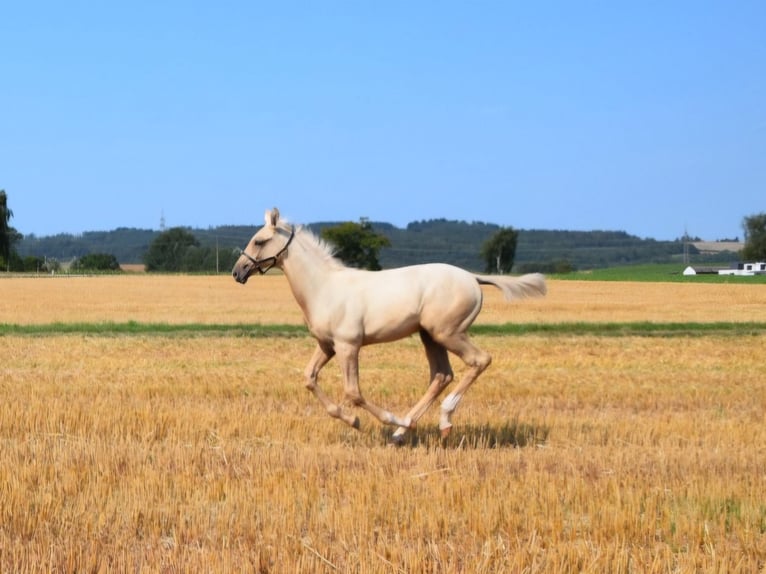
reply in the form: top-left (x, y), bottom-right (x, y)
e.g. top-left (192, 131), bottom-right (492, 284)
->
top-left (17, 219), bottom-right (718, 271)
top-left (374, 221), bottom-right (692, 271)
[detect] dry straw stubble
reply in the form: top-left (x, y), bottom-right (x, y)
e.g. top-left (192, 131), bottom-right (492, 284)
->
top-left (2, 275), bottom-right (766, 572)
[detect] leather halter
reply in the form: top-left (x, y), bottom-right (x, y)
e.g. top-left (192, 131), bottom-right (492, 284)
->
top-left (239, 226), bottom-right (295, 275)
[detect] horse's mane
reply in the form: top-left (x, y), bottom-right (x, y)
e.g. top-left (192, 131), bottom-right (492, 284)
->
top-left (282, 222), bottom-right (347, 270)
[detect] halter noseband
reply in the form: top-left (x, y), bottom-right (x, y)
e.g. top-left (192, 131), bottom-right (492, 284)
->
top-left (239, 226), bottom-right (295, 275)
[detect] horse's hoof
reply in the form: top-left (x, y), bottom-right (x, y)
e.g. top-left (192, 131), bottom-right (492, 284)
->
top-left (351, 416), bottom-right (361, 430)
top-left (440, 425), bottom-right (452, 439)
top-left (389, 433), bottom-right (406, 447)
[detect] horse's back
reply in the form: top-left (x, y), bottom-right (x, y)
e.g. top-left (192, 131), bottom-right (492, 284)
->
top-left (377, 263), bottom-right (480, 303)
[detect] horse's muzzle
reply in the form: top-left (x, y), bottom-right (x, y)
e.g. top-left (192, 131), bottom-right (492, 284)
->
top-left (232, 263), bottom-right (252, 284)
top-left (233, 272), bottom-right (248, 284)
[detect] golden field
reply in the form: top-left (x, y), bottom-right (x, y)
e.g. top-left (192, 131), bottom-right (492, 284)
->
top-left (3, 274), bottom-right (766, 325)
top-left (2, 275), bottom-right (766, 572)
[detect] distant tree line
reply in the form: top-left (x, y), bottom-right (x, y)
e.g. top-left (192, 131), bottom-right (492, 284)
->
top-left (15, 219), bottom-right (737, 273)
top-left (143, 227), bottom-right (240, 272)
top-left (8, 182), bottom-right (765, 273)
top-left (20, 228), bottom-right (158, 264)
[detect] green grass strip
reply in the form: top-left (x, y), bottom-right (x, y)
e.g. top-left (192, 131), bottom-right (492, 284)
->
top-left (2, 321), bottom-right (766, 338)
top-left (0, 321), bottom-right (309, 338)
top-left (472, 321), bottom-right (766, 337)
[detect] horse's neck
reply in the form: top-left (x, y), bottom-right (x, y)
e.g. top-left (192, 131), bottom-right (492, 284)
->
top-left (280, 232), bottom-right (337, 318)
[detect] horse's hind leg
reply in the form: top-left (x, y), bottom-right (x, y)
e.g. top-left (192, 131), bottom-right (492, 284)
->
top-left (304, 342), bottom-right (360, 429)
top-left (391, 330), bottom-right (453, 443)
top-left (436, 333), bottom-right (492, 438)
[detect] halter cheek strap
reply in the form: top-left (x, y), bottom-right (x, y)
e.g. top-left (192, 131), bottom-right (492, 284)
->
top-left (239, 226), bottom-right (295, 275)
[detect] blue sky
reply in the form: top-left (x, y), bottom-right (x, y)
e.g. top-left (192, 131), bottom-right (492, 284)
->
top-left (2, 2), bottom-right (764, 240)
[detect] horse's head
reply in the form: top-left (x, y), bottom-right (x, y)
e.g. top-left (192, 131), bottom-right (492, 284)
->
top-left (232, 208), bottom-right (295, 284)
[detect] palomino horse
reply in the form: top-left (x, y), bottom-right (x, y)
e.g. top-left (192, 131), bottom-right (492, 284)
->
top-left (232, 208), bottom-right (546, 442)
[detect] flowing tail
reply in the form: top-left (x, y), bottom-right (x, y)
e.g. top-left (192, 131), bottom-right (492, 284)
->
top-left (474, 272), bottom-right (547, 301)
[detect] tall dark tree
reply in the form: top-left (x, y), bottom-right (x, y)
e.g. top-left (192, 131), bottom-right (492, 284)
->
top-left (742, 212), bottom-right (766, 261)
top-left (321, 219), bottom-right (391, 270)
top-left (1, 190), bottom-right (22, 271)
top-left (480, 227), bottom-right (519, 273)
top-left (143, 227), bottom-right (200, 271)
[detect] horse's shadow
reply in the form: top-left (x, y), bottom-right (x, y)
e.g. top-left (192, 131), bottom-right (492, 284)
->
top-left (375, 419), bottom-right (551, 449)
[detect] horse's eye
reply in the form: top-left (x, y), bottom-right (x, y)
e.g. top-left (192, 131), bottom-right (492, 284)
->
top-left (253, 239), bottom-right (266, 246)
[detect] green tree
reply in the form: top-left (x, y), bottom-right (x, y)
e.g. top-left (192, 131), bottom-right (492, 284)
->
top-left (321, 219), bottom-right (391, 270)
top-left (144, 227), bottom-right (200, 272)
top-left (742, 212), bottom-right (766, 261)
top-left (76, 253), bottom-right (122, 271)
top-left (1, 189), bottom-right (22, 271)
top-left (22, 255), bottom-right (46, 272)
top-left (480, 227), bottom-right (519, 273)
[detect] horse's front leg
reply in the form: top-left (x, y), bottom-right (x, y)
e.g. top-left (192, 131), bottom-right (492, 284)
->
top-left (336, 342), bottom-right (413, 429)
top-left (304, 343), bottom-right (360, 429)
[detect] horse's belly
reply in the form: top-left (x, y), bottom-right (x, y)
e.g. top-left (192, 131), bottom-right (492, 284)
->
top-left (308, 290), bottom-right (420, 345)
top-left (361, 313), bottom-right (421, 345)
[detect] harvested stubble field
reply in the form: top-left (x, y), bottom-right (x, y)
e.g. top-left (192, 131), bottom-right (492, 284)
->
top-left (2, 275), bottom-right (766, 573)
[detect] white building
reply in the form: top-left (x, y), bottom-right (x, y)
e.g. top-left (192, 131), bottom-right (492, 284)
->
top-left (717, 262), bottom-right (766, 276)
top-left (683, 262), bottom-right (766, 276)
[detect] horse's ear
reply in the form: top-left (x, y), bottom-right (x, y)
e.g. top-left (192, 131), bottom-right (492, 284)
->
top-left (264, 208), bottom-right (280, 227)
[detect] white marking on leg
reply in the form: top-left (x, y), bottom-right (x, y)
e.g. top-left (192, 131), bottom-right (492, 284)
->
top-left (440, 393), bottom-right (460, 431)
top-left (381, 411), bottom-right (411, 428)
top-left (441, 393), bottom-right (459, 414)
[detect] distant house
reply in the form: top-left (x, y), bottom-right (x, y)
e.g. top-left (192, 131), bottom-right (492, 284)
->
top-left (717, 262), bottom-right (766, 276)
top-left (684, 262), bottom-right (766, 276)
